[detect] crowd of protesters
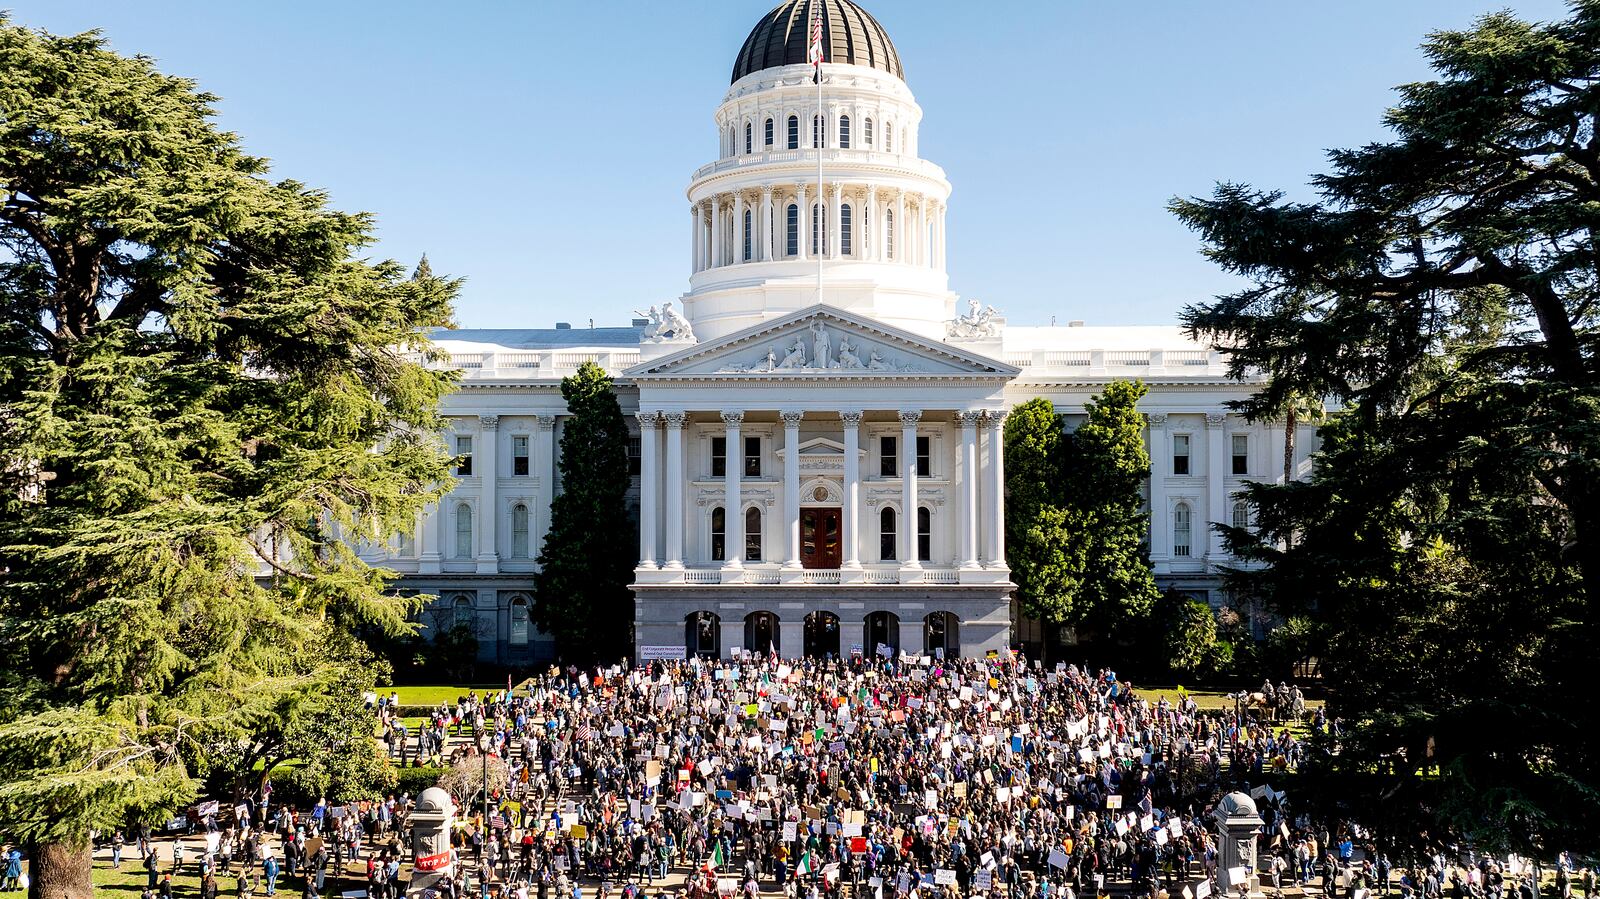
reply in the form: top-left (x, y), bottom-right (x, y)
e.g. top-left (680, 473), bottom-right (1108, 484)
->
top-left (3, 651), bottom-right (1591, 899)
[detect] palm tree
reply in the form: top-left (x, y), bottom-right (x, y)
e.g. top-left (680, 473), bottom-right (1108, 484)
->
top-left (1281, 391), bottom-right (1325, 484)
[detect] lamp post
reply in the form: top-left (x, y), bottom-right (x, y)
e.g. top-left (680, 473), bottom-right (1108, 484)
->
top-left (479, 732), bottom-right (491, 833)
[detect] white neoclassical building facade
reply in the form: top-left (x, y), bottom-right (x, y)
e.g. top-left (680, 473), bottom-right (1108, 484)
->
top-left (370, 0), bottom-right (1317, 664)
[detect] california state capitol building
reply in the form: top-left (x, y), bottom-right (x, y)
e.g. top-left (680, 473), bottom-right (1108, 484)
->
top-left (369, 0), bottom-right (1318, 665)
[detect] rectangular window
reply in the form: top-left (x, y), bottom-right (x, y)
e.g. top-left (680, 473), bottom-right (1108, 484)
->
top-left (395, 529), bottom-right (415, 557)
top-left (764, 119), bottom-right (774, 147)
top-left (455, 435), bottom-right (473, 477)
top-left (917, 508), bottom-right (931, 562)
top-left (627, 435), bottom-right (642, 476)
top-left (880, 435), bottom-right (898, 477)
top-left (916, 435), bottom-right (931, 478)
top-left (512, 435), bottom-right (529, 476)
top-left (744, 436), bottom-right (761, 477)
top-left (786, 205), bottom-right (799, 257)
top-left (711, 437), bottom-right (727, 477)
top-left (1232, 434), bottom-right (1249, 476)
top-left (1172, 434), bottom-right (1190, 476)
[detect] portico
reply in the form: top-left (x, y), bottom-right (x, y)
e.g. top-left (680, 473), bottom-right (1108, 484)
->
top-left (627, 305), bottom-right (1017, 660)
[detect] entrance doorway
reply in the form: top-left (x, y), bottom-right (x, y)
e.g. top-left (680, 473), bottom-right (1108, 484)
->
top-left (745, 611), bottom-right (779, 654)
top-left (800, 507), bottom-right (842, 569)
top-left (865, 611), bottom-right (899, 657)
top-left (804, 611), bottom-right (841, 659)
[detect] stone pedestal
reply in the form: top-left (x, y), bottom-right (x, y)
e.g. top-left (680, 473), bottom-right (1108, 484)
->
top-left (1214, 791), bottom-right (1265, 897)
top-left (408, 786), bottom-right (457, 897)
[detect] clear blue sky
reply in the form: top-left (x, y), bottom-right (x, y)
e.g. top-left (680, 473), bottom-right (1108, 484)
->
top-left (5, 1), bottom-right (1574, 329)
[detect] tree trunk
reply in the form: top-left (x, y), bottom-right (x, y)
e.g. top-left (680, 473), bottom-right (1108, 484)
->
top-left (1283, 405), bottom-right (1297, 485)
top-left (29, 839), bottom-right (94, 899)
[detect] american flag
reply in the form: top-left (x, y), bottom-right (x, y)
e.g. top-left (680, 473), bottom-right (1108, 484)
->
top-left (808, 1), bottom-right (824, 81)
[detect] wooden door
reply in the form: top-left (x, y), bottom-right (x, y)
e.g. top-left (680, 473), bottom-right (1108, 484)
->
top-left (800, 507), bottom-right (842, 569)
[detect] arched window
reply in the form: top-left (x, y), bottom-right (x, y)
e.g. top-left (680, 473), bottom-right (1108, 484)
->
top-left (924, 612), bottom-right (959, 659)
top-left (885, 209), bottom-right (895, 260)
top-left (511, 503), bottom-right (530, 558)
top-left (917, 506), bottom-right (932, 562)
top-left (885, 121), bottom-right (894, 152)
top-left (786, 204), bottom-right (799, 256)
top-left (744, 121), bottom-right (752, 154)
top-left (742, 209), bottom-right (752, 262)
top-left (744, 507), bottom-right (762, 562)
top-left (711, 506), bottom-right (726, 561)
top-left (454, 502), bottom-right (472, 558)
top-left (839, 115), bottom-right (851, 148)
top-left (787, 115), bottom-right (799, 149)
top-left (764, 118), bottom-right (774, 147)
top-left (812, 203), bottom-right (826, 255)
top-left (813, 114), bottom-right (823, 148)
top-left (1232, 500), bottom-right (1251, 532)
top-left (726, 126), bottom-right (735, 156)
top-left (1174, 503), bottom-right (1192, 557)
top-left (879, 507), bottom-right (897, 561)
top-left (840, 204), bottom-right (853, 256)
top-left (865, 117), bottom-right (874, 147)
top-left (509, 596), bottom-right (529, 645)
top-left (452, 594), bottom-right (473, 630)
top-left (685, 611), bottom-right (720, 658)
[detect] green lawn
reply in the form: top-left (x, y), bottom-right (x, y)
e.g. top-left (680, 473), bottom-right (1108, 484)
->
top-left (1132, 685), bottom-right (1325, 714)
top-left (380, 684), bottom-right (503, 707)
top-left (0, 856), bottom-right (369, 899)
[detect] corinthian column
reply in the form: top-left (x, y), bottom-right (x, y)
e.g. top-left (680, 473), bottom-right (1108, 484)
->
top-left (663, 412), bottom-right (687, 569)
top-left (984, 410), bottom-right (1009, 569)
top-left (841, 411), bottom-right (863, 569)
top-left (722, 410), bottom-right (744, 570)
top-left (636, 411), bottom-right (659, 568)
top-left (781, 410), bottom-right (804, 569)
top-left (899, 410), bottom-right (922, 569)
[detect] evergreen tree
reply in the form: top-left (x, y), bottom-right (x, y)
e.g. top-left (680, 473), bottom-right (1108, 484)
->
top-left (1066, 380), bottom-right (1160, 629)
top-left (1004, 383), bottom-right (1158, 629)
top-left (0, 20), bottom-right (459, 897)
top-left (532, 361), bottom-right (634, 662)
top-left (1172, 5), bottom-right (1600, 853)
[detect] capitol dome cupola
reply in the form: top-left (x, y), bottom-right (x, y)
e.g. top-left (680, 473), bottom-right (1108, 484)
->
top-left (732, 0), bottom-right (905, 84)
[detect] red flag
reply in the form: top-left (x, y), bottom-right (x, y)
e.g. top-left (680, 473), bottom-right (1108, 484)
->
top-left (808, 2), bottom-right (824, 80)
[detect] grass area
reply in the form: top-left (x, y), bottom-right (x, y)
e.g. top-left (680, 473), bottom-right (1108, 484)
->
top-left (1132, 685), bottom-right (1326, 714)
top-left (379, 684), bottom-right (506, 707)
top-left (0, 855), bottom-right (369, 899)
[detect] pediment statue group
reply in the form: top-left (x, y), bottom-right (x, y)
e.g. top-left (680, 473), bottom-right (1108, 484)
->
top-left (717, 321), bottom-right (918, 373)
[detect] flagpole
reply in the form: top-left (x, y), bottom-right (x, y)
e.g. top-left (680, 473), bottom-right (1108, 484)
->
top-left (813, 0), bottom-right (824, 310)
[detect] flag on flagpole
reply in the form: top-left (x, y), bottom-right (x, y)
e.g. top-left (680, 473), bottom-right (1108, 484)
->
top-left (797, 850), bottom-right (814, 875)
top-left (712, 841), bottom-right (725, 869)
top-left (808, 1), bottom-right (824, 82)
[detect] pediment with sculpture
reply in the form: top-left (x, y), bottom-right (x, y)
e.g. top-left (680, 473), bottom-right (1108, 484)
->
top-left (626, 305), bottom-right (1018, 380)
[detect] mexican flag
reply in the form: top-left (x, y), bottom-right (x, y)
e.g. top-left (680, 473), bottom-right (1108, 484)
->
top-left (712, 841), bottom-right (726, 870)
top-left (797, 850), bottom-right (815, 876)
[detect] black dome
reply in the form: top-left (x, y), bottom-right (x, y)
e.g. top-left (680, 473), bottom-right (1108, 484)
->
top-left (731, 0), bottom-right (905, 84)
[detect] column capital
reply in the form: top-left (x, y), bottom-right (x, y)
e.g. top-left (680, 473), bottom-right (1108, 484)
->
top-left (479, 415), bottom-right (500, 431)
top-left (1147, 412), bottom-right (1168, 427)
top-left (1205, 411), bottom-right (1228, 428)
top-left (839, 411), bottom-right (864, 427)
top-left (634, 411), bottom-right (659, 429)
top-left (956, 409), bottom-right (984, 428)
top-left (720, 410), bottom-right (745, 426)
top-left (662, 412), bottom-right (688, 430)
top-left (760, 184), bottom-right (774, 197)
top-left (985, 409), bottom-right (1009, 428)
top-left (898, 409), bottom-right (923, 426)
top-left (780, 410), bottom-right (805, 427)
